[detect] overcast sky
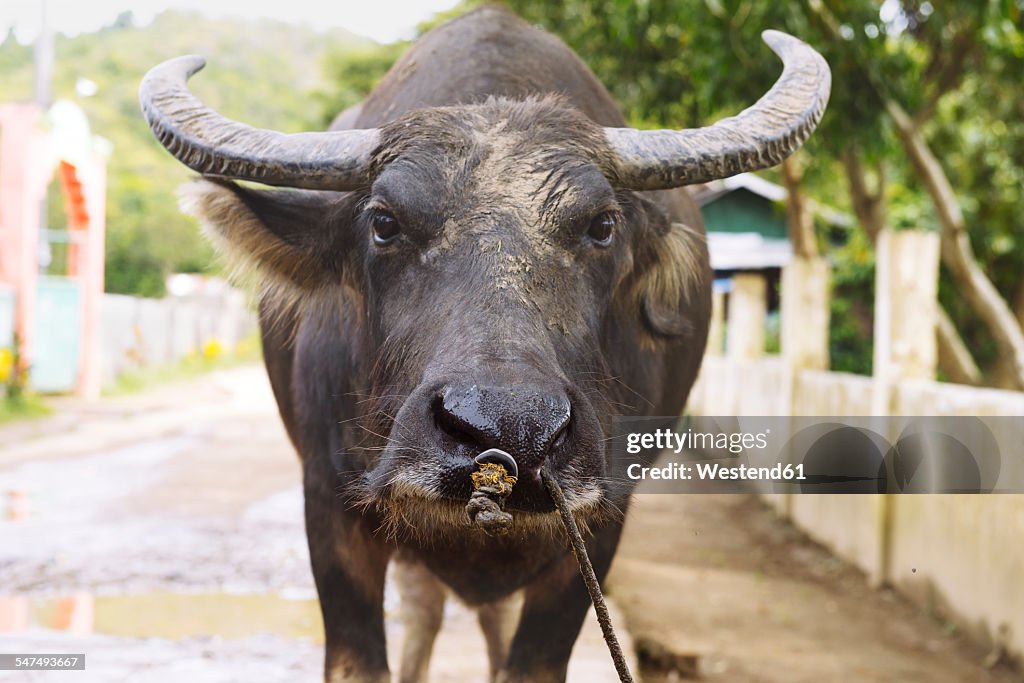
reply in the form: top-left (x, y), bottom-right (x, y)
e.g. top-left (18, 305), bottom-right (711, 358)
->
top-left (1, 0), bottom-right (462, 44)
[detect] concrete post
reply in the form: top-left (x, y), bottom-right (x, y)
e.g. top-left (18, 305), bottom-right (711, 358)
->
top-left (872, 229), bottom-right (941, 413)
top-left (726, 272), bottom-right (766, 361)
top-left (705, 289), bottom-right (725, 356)
top-left (869, 228), bottom-right (940, 589)
top-left (781, 257), bottom-right (831, 370)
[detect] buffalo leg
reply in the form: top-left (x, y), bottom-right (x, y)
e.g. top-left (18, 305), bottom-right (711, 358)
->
top-left (395, 555), bottom-right (446, 683)
top-left (478, 592), bottom-right (523, 683)
top-left (498, 522), bottom-right (624, 683)
top-left (305, 463), bottom-right (392, 683)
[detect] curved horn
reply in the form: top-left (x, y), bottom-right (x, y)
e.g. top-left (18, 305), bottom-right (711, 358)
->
top-left (605, 30), bottom-right (831, 190)
top-left (140, 55), bottom-right (380, 190)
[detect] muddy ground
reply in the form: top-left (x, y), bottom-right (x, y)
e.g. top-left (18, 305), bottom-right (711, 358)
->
top-left (0, 366), bottom-right (1018, 682)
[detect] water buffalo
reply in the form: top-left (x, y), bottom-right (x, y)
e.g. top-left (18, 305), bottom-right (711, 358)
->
top-left (141, 6), bottom-right (829, 682)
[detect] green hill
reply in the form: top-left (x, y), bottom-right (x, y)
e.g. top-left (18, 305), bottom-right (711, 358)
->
top-left (0, 11), bottom-right (378, 296)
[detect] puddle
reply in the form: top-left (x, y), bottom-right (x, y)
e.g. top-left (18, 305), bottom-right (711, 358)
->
top-left (0, 584), bottom-right (626, 682)
top-left (0, 592), bottom-right (324, 643)
top-left (1, 467), bottom-right (311, 595)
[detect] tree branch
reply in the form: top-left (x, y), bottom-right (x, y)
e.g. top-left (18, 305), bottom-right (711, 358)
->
top-left (841, 146), bottom-right (885, 241)
top-left (780, 157), bottom-right (818, 259)
top-left (885, 100), bottom-right (1024, 389)
top-left (936, 307), bottom-right (983, 385)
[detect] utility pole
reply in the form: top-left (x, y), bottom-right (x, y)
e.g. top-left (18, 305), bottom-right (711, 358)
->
top-left (33, 0), bottom-right (54, 274)
top-left (33, 0), bottom-right (54, 107)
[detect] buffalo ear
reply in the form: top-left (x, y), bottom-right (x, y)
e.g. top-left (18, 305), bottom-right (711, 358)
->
top-left (180, 179), bottom-right (345, 293)
top-left (635, 221), bottom-right (710, 340)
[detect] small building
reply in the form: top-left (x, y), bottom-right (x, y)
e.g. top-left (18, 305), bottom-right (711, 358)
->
top-left (691, 172), bottom-right (848, 357)
top-left (692, 172), bottom-right (793, 277)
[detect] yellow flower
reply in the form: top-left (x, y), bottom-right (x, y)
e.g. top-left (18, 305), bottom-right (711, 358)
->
top-left (0, 348), bottom-right (13, 384)
top-left (202, 339), bottom-right (224, 361)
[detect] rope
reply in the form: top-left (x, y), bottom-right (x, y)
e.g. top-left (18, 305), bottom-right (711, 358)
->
top-left (540, 466), bottom-right (635, 683)
top-left (466, 456), bottom-right (635, 682)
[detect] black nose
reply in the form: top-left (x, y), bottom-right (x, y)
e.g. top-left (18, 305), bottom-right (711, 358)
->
top-left (434, 384), bottom-right (571, 469)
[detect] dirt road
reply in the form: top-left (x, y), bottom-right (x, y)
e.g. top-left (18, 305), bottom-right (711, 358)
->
top-left (0, 366), bottom-right (1017, 681)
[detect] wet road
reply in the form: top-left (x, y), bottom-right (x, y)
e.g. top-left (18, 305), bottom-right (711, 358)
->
top-left (0, 366), bottom-right (628, 682)
top-left (2, 366), bottom-right (1019, 682)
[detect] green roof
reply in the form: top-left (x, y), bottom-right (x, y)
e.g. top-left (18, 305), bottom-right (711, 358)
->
top-left (700, 188), bottom-right (788, 240)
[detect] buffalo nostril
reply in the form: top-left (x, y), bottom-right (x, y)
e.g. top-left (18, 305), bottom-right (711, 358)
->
top-left (432, 386), bottom-right (487, 446)
top-left (432, 383), bottom-right (573, 465)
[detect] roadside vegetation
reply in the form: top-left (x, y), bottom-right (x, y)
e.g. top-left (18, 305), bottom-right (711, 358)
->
top-left (105, 332), bottom-right (262, 396)
top-left (0, 340), bottom-right (52, 425)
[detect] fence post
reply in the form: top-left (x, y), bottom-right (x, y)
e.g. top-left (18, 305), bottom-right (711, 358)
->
top-left (775, 257), bottom-right (831, 520)
top-left (870, 228), bottom-right (940, 588)
top-left (705, 288), bottom-right (725, 356)
top-left (872, 229), bottom-right (940, 413)
top-left (726, 272), bottom-right (766, 361)
top-left (781, 257), bottom-right (831, 371)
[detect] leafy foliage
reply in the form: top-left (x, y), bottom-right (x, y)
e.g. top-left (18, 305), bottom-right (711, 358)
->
top-left (499, 0), bottom-right (1023, 380)
top-left (828, 229), bottom-right (876, 375)
top-left (312, 43), bottom-right (407, 129)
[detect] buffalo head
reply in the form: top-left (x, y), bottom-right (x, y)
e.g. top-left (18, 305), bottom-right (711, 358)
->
top-left (140, 28), bottom-right (829, 542)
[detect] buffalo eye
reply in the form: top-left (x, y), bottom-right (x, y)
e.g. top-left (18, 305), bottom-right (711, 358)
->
top-left (586, 211), bottom-right (616, 246)
top-left (370, 208), bottom-right (401, 246)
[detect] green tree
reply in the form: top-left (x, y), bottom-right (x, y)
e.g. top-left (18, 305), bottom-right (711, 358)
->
top-left (500, 0), bottom-right (1024, 386)
top-left (313, 43), bottom-right (406, 128)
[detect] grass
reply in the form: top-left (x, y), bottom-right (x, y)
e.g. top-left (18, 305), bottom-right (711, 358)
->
top-left (0, 393), bottom-right (53, 425)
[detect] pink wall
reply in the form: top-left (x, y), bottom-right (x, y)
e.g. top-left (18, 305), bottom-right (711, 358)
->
top-left (0, 104), bottom-right (48, 367)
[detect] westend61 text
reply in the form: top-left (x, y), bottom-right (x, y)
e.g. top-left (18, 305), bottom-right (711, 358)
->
top-left (627, 462), bottom-right (807, 481)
